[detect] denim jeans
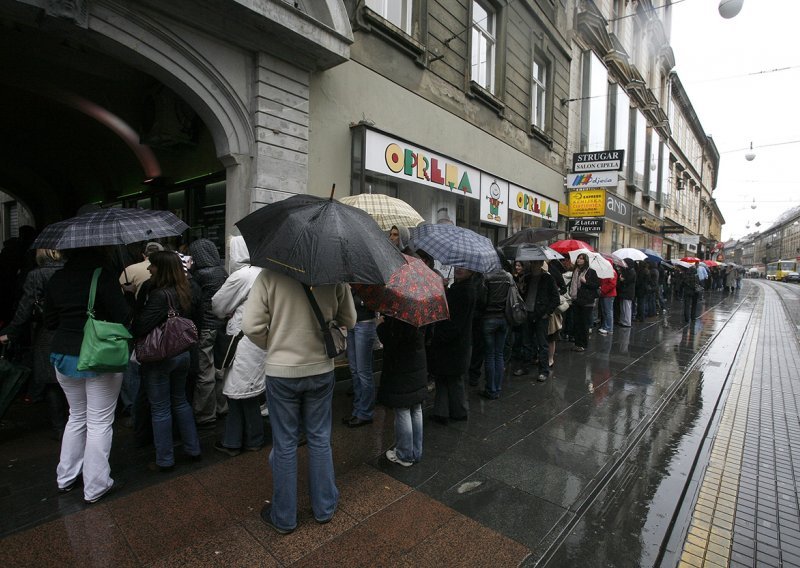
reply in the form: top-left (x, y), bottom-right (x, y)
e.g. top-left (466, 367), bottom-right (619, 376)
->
top-left (222, 396), bottom-right (265, 449)
top-left (141, 352), bottom-right (201, 467)
top-left (600, 297), bottom-right (614, 332)
top-left (482, 317), bottom-right (508, 397)
top-left (119, 359), bottom-right (140, 414)
top-left (346, 320), bottom-right (377, 420)
top-left (266, 371), bottom-right (338, 530)
top-left (394, 403), bottom-right (423, 463)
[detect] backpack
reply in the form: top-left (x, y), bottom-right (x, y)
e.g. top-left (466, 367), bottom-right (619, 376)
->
top-left (504, 276), bottom-right (526, 326)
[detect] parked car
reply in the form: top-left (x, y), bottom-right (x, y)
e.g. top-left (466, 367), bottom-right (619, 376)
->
top-left (783, 271), bottom-right (800, 283)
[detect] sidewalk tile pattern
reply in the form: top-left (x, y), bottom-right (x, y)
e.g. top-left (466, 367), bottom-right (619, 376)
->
top-left (681, 285), bottom-right (800, 568)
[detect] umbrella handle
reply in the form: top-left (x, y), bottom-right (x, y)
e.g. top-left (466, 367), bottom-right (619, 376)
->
top-left (329, 183), bottom-right (336, 201)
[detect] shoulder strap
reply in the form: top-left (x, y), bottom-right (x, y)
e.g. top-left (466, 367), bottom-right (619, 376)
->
top-left (302, 284), bottom-right (327, 332)
top-left (87, 268), bottom-right (101, 316)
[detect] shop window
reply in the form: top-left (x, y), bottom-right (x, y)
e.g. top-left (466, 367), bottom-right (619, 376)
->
top-left (608, 83), bottom-right (630, 174)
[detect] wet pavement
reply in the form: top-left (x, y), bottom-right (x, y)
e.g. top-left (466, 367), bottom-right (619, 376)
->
top-left (1, 280), bottom-right (795, 566)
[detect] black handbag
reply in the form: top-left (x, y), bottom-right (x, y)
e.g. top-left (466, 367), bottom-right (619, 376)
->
top-left (302, 285), bottom-right (346, 358)
top-left (213, 330), bottom-right (244, 370)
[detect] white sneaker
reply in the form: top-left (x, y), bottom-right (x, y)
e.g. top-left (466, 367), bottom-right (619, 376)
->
top-left (598, 329), bottom-right (608, 335)
top-left (385, 448), bottom-right (413, 467)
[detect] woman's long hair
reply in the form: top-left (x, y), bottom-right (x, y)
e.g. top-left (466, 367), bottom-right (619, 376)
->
top-left (148, 251), bottom-right (191, 311)
top-left (574, 253), bottom-right (589, 272)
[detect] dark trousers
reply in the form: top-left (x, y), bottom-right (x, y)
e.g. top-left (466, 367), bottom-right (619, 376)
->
top-left (528, 314), bottom-right (550, 377)
top-left (683, 293), bottom-right (699, 322)
top-left (222, 396), bottom-right (265, 449)
top-left (573, 305), bottom-right (593, 348)
top-left (468, 319), bottom-right (484, 385)
top-left (433, 373), bottom-right (468, 420)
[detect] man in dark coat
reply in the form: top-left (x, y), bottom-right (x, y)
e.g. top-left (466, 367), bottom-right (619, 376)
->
top-left (616, 259), bottom-right (636, 327)
top-left (518, 261), bottom-right (560, 381)
top-left (429, 268), bottom-right (477, 424)
top-left (188, 238), bottom-right (228, 426)
top-left (681, 267), bottom-right (701, 322)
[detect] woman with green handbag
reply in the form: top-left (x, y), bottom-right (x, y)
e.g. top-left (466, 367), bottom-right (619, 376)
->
top-left (44, 247), bottom-right (131, 504)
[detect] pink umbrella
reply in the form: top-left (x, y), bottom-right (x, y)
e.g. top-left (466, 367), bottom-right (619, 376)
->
top-left (702, 260), bottom-right (719, 267)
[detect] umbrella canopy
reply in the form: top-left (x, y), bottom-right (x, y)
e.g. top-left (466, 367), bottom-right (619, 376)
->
top-left (550, 239), bottom-right (594, 254)
top-left (600, 252), bottom-right (627, 268)
top-left (513, 244), bottom-right (564, 262)
top-left (640, 248), bottom-right (663, 263)
top-left (568, 248), bottom-right (615, 279)
top-left (352, 254), bottom-right (449, 327)
top-left (338, 193), bottom-right (424, 231)
top-left (499, 228), bottom-right (566, 246)
top-left (235, 194), bottom-right (406, 286)
top-left (409, 224), bottom-right (501, 273)
top-left (673, 260), bottom-right (694, 269)
top-left (680, 256), bottom-right (702, 263)
top-left (613, 248), bottom-right (648, 262)
top-left (32, 208), bottom-right (189, 250)
top-left (748, 267), bottom-right (760, 273)
top-left (702, 259), bottom-right (720, 267)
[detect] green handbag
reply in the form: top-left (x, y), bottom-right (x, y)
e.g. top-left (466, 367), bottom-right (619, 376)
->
top-left (77, 268), bottom-right (132, 373)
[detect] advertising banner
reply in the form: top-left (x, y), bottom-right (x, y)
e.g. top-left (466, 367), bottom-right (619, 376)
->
top-left (571, 150), bottom-right (625, 172)
top-left (605, 193), bottom-right (632, 226)
top-left (569, 189), bottom-right (606, 218)
top-left (508, 184), bottom-right (558, 223)
top-left (569, 218), bottom-right (604, 233)
top-left (566, 171), bottom-right (619, 189)
top-left (479, 176), bottom-right (509, 226)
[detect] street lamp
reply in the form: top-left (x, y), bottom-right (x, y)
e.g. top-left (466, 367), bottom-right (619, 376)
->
top-left (745, 142), bottom-right (756, 161)
top-left (719, 0), bottom-right (744, 19)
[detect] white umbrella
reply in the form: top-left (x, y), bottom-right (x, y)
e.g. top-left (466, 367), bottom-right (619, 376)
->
top-left (612, 247), bottom-right (648, 262)
top-left (568, 248), bottom-right (615, 279)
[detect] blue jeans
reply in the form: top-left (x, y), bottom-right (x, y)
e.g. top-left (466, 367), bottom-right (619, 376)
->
top-left (482, 317), bottom-right (508, 397)
top-left (119, 360), bottom-right (140, 414)
top-left (394, 403), bottom-right (423, 463)
top-left (141, 352), bottom-right (200, 467)
top-left (266, 371), bottom-right (338, 530)
top-left (346, 321), bottom-right (377, 420)
top-left (600, 297), bottom-right (614, 332)
top-left (222, 396), bottom-right (265, 450)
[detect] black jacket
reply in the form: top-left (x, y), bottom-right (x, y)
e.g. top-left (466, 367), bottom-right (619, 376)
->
top-left (482, 269), bottom-right (512, 318)
top-left (548, 260), bottom-right (567, 293)
top-left (132, 285), bottom-right (200, 339)
top-left (376, 317), bottom-right (427, 408)
top-left (45, 257), bottom-right (131, 356)
top-left (523, 271), bottom-right (560, 320)
top-left (189, 239), bottom-right (228, 330)
top-left (2, 260), bottom-right (64, 339)
top-left (428, 276), bottom-right (477, 376)
top-left (681, 270), bottom-right (701, 296)
top-left (573, 268), bottom-right (601, 307)
top-left (635, 267), bottom-right (651, 298)
top-left (617, 265), bottom-right (637, 300)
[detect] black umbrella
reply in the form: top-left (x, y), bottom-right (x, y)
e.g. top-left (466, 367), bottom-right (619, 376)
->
top-left (235, 193), bottom-right (406, 286)
top-left (499, 228), bottom-right (566, 246)
top-left (32, 208), bottom-right (189, 249)
top-left (503, 243), bottom-right (563, 262)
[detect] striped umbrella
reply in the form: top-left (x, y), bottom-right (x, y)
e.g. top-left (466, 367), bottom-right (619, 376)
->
top-left (339, 194), bottom-right (424, 231)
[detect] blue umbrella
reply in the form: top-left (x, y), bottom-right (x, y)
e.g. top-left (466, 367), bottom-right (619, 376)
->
top-left (639, 248), bottom-right (663, 263)
top-left (409, 224), bottom-right (501, 273)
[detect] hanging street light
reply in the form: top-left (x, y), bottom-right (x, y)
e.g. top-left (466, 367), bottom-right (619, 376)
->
top-left (719, 0), bottom-right (744, 19)
top-left (745, 142), bottom-right (756, 161)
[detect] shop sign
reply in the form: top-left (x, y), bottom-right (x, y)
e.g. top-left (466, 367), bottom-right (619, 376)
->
top-left (569, 189), bottom-right (606, 217)
top-left (480, 176), bottom-right (509, 226)
top-left (605, 194), bottom-right (631, 226)
top-left (508, 184), bottom-right (558, 222)
top-left (674, 234), bottom-right (700, 245)
top-left (572, 150), bottom-right (625, 172)
top-left (569, 218), bottom-right (604, 233)
top-left (558, 202), bottom-right (570, 217)
top-left (364, 130), bottom-right (480, 200)
top-left (566, 171), bottom-right (619, 189)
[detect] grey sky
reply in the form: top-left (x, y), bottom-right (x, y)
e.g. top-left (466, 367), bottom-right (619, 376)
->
top-left (669, 0), bottom-right (800, 241)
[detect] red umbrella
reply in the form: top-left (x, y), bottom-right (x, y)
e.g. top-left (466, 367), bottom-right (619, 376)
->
top-left (702, 259), bottom-right (719, 267)
top-left (352, 254), bottom-right (449, 327)
top-left (550, 239), bottom-right (594, 254)
top-left (680, 256), bottom-right (702, 263)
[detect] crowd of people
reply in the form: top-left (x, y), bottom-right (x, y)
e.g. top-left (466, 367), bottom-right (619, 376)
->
top-left (0, 220), bottom-right (746, 533)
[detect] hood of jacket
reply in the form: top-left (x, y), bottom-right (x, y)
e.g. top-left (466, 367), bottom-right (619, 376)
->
top-left (228, 236), bottom-right (250, 273)
top-left (189, 238), bottom-right (222, 269)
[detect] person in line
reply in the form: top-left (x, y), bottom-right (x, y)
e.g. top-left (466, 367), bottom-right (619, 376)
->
top-left (119, 242), bottom-right (164, 298)
top-left (479, 261), bottom-right (512, 400)
top-left (1, 249), bottom-right (66, 440)
top-left (516, 261), bottom-right (560, 380)
top-left (616, 259), bottom-right (636, 327)
top-left (188, 238), bottom-right (228, 427)
top-left (243, 269), bottom-right (356, 534)
top-left (542, 260), bottom-right (566, 369)
top-left (342, 288), bottom-right (378, 427)
top-left (681, 265), bottom-right (701, 323)
top-left (211, 237), bottom-right (267, 455)
top-left (508, 261), bottom-right (529, 365)
top-left (598, 267), bottom-right (617, 335)
top-left (429, 267), bottom-right (477, 424)
top-left (634, 263), bottom-right (650, 322)
top-left (45, 247), bottom-right (131, 503)
top-left (377, 315), bottom-right (427, 467)
top-left (570, 253), bottom-right (600, 352)
top-left (132, 252), bottom-right (202, 472)
top-left (647, 262), bottom-right (660, 317)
